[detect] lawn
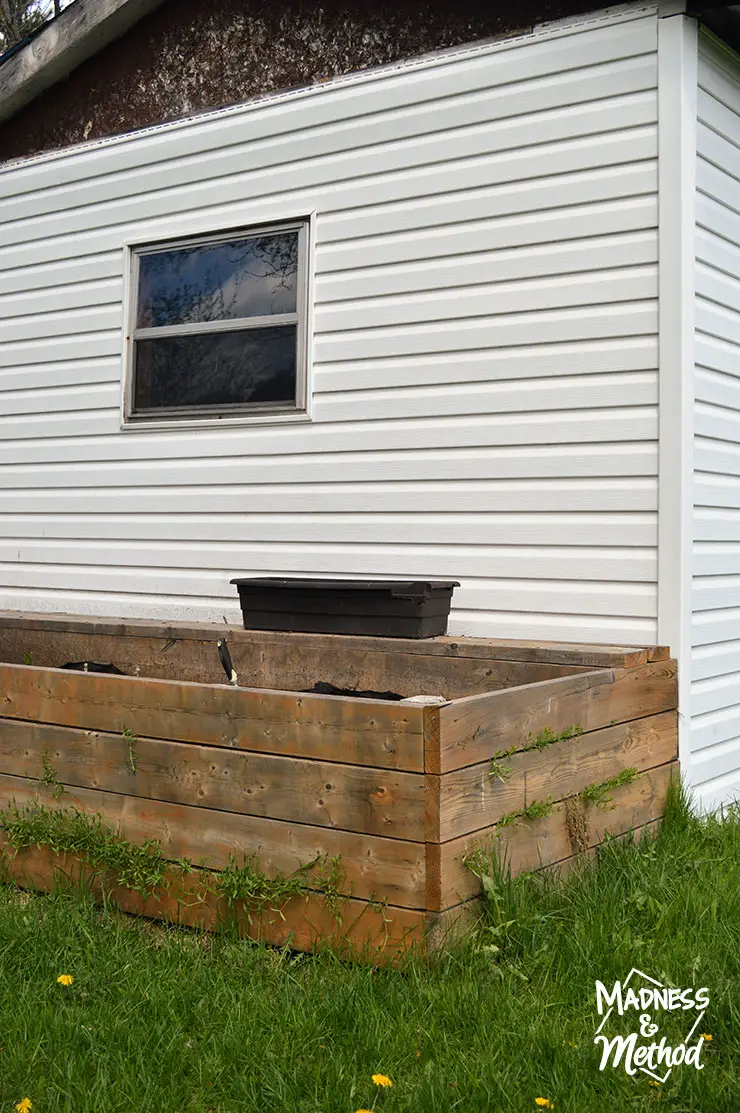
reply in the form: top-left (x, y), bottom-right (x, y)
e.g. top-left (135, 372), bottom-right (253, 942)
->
top-left (0, 780), bottom-right (736, 1113)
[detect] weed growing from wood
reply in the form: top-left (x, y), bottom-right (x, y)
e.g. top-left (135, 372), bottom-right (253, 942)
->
top-left (487, 759), bottom-right (513, 784)
top-left (312, 854), bottom-right (351, 918)
top-left (563, 768), bottom-right (640, 853)
top-left (0, 802), bottom-right (168, 896)
top-left (522, 795), bottom-right (554, 820)
top-left (122, 727), bottom-right (138, 775)
top-left (22, 652), bottom-right (31, 665)
top-left (205, 853), bottom-right (318, 926)
top-left (496, 795), bottom-right (554, 828)
top-left (492, 723), bottom-right (584, 764)
top-left (38, 750), bottom-right (65, 799)
top-left (580, 767), bottom-right (639, 809)
top-left (528, 723), bottom-right (584, 749)
top-left (0, 801), bottom-right (342, 915)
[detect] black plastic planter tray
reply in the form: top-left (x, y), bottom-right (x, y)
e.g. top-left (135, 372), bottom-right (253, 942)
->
top-left (229, 578), bottom-right (460, 638)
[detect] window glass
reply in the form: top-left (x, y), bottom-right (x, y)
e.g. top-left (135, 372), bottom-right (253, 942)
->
top-left (127, 222), bottom-right (307, 421)
top-left (133, 326), bottom-right (297, 411)
top-left (136, 231), bottom-right (299, 328)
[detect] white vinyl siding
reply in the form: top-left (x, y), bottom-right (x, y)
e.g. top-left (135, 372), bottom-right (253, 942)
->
top-left (0, 6), bottom-right (659, 639)
top-left (691, 32), bottom-right (740, 809)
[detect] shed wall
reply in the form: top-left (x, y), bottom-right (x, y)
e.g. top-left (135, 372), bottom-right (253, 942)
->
top-left (0, 6), bottom-right (660, 640)
top-left (691, 32), bottom-right (740, 808)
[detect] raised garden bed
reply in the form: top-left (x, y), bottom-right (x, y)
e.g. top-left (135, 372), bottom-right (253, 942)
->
top-left (0, 612), bottom-right (678, 963)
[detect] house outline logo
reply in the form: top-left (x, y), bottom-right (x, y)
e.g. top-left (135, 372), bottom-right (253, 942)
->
top-left (593, 967), bottom-right (709, 1083)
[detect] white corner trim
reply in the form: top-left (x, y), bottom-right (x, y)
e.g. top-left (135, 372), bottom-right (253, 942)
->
top-left (657, 11), bottom-right (697, 775)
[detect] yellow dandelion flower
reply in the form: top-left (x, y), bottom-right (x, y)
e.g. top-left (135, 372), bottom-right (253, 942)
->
top-left (701, 1033), bottom-right (713, 1041)
top-left (355, 1110), bottom-right (375, 1113)
top-left (15, 1100), bottom-right (32, 1113)
top-left (372, 1074), bottom-right (393, 1088)
top-left (535, 1101), bottom-right (555, 1110)
top-left (648, 1080), bottom-right (661, 1088)
top-left (56, 974), bottom-right (73, 986)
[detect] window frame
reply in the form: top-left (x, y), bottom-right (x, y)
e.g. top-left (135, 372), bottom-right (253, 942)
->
top-left (121, 217), bottom-right (312, 429)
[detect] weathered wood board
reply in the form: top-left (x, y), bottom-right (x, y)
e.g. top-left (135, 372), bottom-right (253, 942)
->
top-left (432, 661), bottom-right (678, 772)
top-left (0, 663), bottom-right (425, 771)
top-left (0, 625), bottom-right (587, 699)
top-left (434, 711), bottom-right (678, 840)
top-left (0, 717), bottom-right (426, 840)
top-left (0, 611), bottom-right (668, 669)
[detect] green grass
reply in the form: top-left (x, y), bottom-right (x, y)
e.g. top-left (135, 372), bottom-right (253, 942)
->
top-left (0, 779), bottom-right (737, 1113)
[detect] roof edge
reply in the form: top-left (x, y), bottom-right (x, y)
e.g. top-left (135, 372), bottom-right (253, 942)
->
top-left (0, 1), bottom-right (657, 174)
top-left (688, 1), bottom-right (740, 54)
top-left (0, 0), bottom-right (167, 124)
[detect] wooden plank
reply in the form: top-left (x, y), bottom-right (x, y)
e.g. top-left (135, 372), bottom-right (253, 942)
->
top-left (437, 710), bottom-right (678, 840)
top-left (0, 625), bottom-right (585, 699)
top-left (0, 719), bottom-right (426, 840)
top-left (0, 773), bottom-right (426, 908)
top-left (0, 610), bottom-right (660, 667)
top-left (431, 762), bottom-right (676, 910)
top-left (0, 837), bottom-right (427, 965)
top-left (433, 661), bottom-right (678, 773)
top-left (0, 663), bottom-right (424, 772)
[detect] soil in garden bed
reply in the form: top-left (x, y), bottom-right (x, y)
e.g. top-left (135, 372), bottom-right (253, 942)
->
top-left (60, 660), bottom-right (404, 701)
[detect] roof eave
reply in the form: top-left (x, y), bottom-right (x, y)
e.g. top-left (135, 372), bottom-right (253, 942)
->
top-left (0, 0), bottom-right (167, 125)
top-left (688, 1), bottom-right (740, 53)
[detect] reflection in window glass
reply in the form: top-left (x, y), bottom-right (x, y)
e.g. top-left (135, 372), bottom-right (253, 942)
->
top-left (134, 326), bottom-right (297, 411)
top-left (136, 231), bottom-right (299, 328)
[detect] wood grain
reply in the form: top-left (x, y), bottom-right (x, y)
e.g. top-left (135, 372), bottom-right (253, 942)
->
top-left (434, 661), bottom-right (678, 773)
top-left (437, 710), bottom-right (678, 839)
top-left (431, 761), bottom-right (676, 910)
top-left (0, 663), bottom-right (424, 771)
top-left (0, 772), bottom-right (426, 907)
top-left (0, 718), bottom-right (426, 840)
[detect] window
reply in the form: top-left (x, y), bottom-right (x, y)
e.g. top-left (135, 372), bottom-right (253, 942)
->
top-left (125, 220), bottom-right (309, 423)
